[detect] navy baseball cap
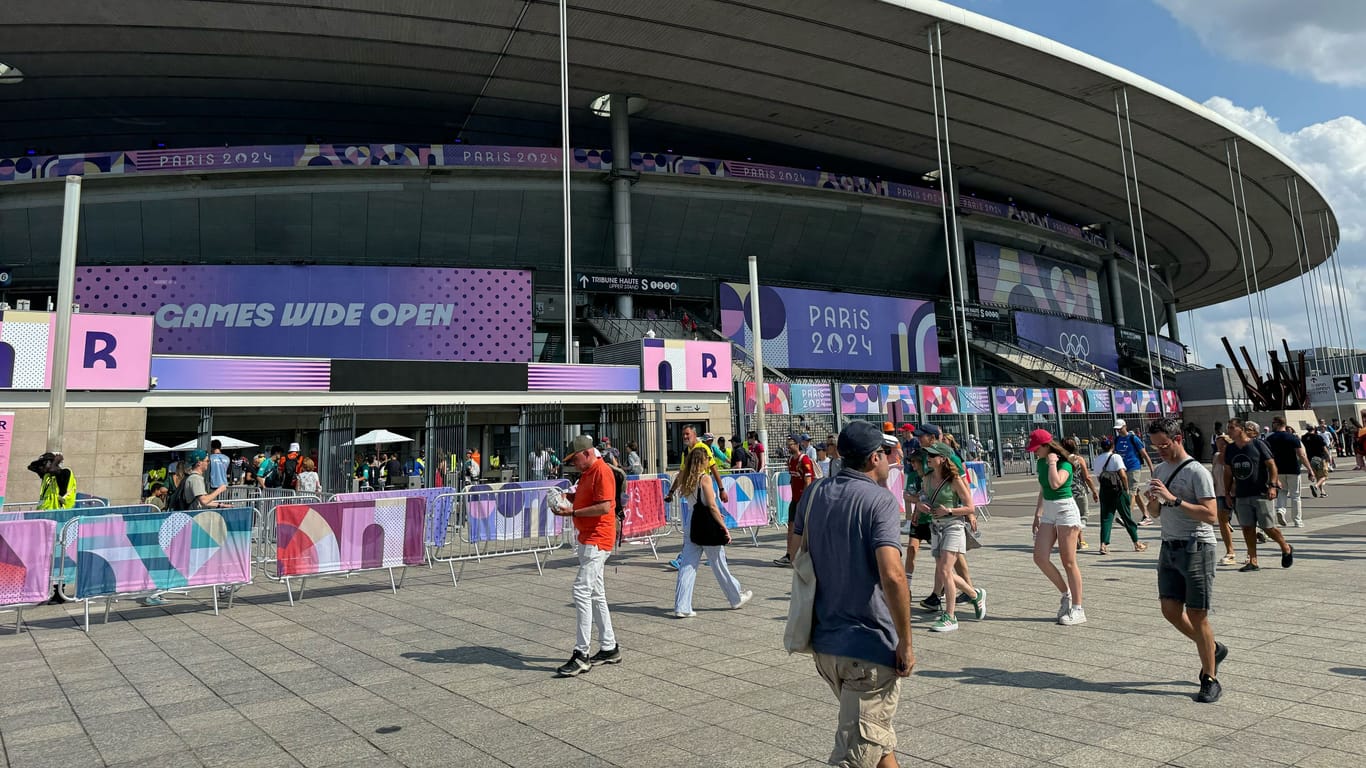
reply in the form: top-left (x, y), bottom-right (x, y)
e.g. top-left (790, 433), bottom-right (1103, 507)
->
top-left (915, 423), bottom-right (942, 437)
top-left (838, 421), bottom-right (885, 460)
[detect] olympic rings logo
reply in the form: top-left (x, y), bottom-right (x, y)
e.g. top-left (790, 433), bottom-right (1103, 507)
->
top-left (1059, 333), bottom-right (1091, 358)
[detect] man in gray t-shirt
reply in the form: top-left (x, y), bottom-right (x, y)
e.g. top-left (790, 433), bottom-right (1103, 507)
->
top-left (1146, 419), bottom-right (1225, 704)
top-left (793, 420), bottom-right (912, 766)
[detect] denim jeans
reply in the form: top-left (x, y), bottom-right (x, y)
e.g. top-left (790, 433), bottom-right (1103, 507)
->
top-left (673, 520), bottom-right (744, 614)
top-left (573, 543), bottom-right (615, 654)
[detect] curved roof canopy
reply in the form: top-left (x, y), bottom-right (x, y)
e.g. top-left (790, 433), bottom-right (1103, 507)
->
top-left (0, 0), bottom-right (1338, 310)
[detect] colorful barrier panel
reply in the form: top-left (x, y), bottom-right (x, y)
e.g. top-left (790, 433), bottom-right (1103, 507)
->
top-left (332, 486), bottom-right (455, 549)
top-left (74, 508), bottom-right (254, 630)
top-left (273, 497), bottom-right (425, 603)
top-left (966, 461), bottom-right (992, 512)
top-left (620, 477), bottom-right (670, 559)
top-left (0, 519), bottom-right (57, 632)
top-left (680, 471), bottom-right (768, 545)
top-left (3, 504), bottom-right (157, 594)
top-left (429, 485), bottom-right (573, 588)
top-left (775, 468), bottom-right (908, 525)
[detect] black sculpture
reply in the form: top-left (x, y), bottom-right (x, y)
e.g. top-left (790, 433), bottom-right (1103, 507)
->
top-left (1221, 338), bottom-right (1308, 411)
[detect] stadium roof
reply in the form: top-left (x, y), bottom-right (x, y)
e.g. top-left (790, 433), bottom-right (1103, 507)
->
top-left (0, 0), bottom-right (1338, 310)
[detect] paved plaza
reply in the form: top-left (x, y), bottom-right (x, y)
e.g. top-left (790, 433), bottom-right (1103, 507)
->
top-left (3, 472), bottom-right (1366, 768)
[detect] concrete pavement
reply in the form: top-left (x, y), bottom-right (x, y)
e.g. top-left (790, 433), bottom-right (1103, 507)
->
top-left (1, 466), bottom-right (1364, 767)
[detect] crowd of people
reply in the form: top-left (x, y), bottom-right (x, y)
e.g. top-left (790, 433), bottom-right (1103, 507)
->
top-left (536, 407), bottom-right (1360, 767)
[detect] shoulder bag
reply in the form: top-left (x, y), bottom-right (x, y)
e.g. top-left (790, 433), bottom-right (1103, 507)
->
top-left (784, 479), bottom-right (826, 654)
top-left (688, 484), bottom-right (730, 546)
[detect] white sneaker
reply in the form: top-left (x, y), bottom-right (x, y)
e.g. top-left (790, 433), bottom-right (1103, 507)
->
top-left (733, 590), bottom-right (753, 609)
top-left (1056, 593), bottom-right (1072, 622)
top-left (1059, 606), bottom-right (1087, 626)
top-left (1276, 511), bottom-right (1288, 527)
top-left (671, 610), bottom-right (696, 618)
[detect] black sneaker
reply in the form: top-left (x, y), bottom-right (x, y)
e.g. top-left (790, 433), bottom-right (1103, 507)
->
top-left (555, 650), bottom-right (591, 678)
top-left (1281, 545), bottom-right (1294, 569)
top-left (588, 646), bottom-right (621, 666)
top-left (919, 594), bottom-right (942, 612)
top-left (1238, 562), bottom-right (1260, 572)
top-left (1214, 642), bottom-right (1228, 674)
top-left (1196, 673), bottom-right (1222, 703)
top-left (1310, 484), bottom-right (1319, 497)
top-left (956, 592), bottom-right (973, 605)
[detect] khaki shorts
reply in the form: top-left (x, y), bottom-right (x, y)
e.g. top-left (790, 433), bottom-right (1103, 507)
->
top-left (1310, 456), bottom-right (1330, 480)
top-left (813, 653), bottom-right (901, 767)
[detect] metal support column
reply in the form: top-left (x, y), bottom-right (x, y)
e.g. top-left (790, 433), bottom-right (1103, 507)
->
top-left (1165, 302), bottom-right (1180, 343)
top-left (609, 93), bottom-right (634, 320)
top-left (557, 0), bottom-right (574, 363)
top-left (47, 176), bottom-right (82, 454)
top-left (196, 408), bottom-right (213, 453)
top-left (928, 25), bottom-right (965, 385)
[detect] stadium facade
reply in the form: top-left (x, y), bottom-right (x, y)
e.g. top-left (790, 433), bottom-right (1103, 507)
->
top-left (0, 1), bottom-right (1341, 503)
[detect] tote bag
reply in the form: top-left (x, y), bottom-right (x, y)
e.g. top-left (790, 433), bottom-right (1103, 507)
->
top-left (783, 479), bottom-right (825, 654)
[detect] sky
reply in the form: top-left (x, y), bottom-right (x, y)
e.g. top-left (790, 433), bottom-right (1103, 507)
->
top-left (954, 0), bottom-right (1366, 370)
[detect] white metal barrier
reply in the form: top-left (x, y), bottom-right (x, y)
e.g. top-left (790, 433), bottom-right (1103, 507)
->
top-left (427, 486), bottom-right (572, 588)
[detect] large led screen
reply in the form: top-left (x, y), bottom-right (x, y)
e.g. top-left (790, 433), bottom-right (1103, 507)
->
top-left (975, 242), bottom-right (1101, 320)
top-left (1014, 310), bottom-right (1120, 373)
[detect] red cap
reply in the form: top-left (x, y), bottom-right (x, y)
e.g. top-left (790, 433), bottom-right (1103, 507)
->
top-left (1025, 429), bottom-right (1053, 453)
top-left (900, 423), bottom-right (916, 432)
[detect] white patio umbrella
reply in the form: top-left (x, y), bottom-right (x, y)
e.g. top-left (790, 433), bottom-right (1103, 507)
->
top-left (344, 429), bottom-right (414, 446)
top-left (143, 439), bottom-right (174, 452)
top-left (168, 435), bottom-right (259, 451)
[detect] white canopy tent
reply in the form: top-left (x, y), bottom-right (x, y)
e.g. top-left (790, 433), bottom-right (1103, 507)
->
top-left (344, 429), bottom-right (414, 447)
top-left (168, 435), bottom-right (258, 451)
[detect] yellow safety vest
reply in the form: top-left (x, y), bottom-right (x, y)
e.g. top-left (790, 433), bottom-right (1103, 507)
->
top-left (40, 472), bottom-right (77, 510)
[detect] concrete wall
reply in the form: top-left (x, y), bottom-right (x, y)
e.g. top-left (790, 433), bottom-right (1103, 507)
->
top-left (2, 407), bottom-right (147, 506)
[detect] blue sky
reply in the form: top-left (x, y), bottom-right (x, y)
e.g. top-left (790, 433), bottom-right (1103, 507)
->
top-left (958, 1), bottom-right (1360, 130)
top-left (956, 0), bottom-right (1366, 367)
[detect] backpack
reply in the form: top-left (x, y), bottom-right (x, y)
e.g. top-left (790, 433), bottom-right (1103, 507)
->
top-left (609, 463), bottom-right (628, 545)
top-left (1098, 452), bottom-right (1126, 492)
top-left (278, 455), bottom-right (301, 491)
top-left (167, 479), bottom-right (194, 511)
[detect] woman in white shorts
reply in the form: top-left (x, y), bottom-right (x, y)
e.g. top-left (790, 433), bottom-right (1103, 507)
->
top-left (916, 442), bottom-right (984, 633)
top-left (1028, 429), bottom-right (1087, 626)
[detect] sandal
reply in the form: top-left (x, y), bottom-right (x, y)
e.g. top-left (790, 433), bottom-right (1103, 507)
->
top-left (1098, 546), bottom-right (1109, 555)
top-left (1133, 542), bottom-right (1148, 552)
top-left (1219, 553), bottom-right (1237, 566)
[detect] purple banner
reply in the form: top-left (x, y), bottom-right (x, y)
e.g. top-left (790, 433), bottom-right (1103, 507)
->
top-left (719, 283), bottom-right (939, 373)
top-left (527, 364), bottom-right (638, 392)
top-left (1149, 334), bottom-right (1188, 363)
top-left (1014, 310), bottom-right (1120, 372)
top-left (150, 356), bottom-right (330, 391)
top-left (840, 384), bottom-right (883, 415)
top-left (74, 266), bottom-right (531, 362)
top-left (976, 243), bottom-right (1102, 320)
top-left (0, 144), bottom-right (1105, 250)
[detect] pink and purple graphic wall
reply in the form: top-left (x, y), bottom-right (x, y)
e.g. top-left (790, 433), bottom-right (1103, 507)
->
top-left (74, 266), bottom-right (531, 362)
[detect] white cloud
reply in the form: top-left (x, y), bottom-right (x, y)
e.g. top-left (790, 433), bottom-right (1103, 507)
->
top-left (1186, 98), bottom-right (1364, 369)
top-left (1156, 0), bottom-right (1366, 86)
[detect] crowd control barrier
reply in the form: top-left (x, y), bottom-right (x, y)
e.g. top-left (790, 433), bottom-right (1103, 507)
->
top-left (679, 471), bottom-right (769, 546)
top-left (331, 487), bottom-right (457, 565)
top-left (1, 497), bottom-right (107, 514)
top-left (270, 497), bottom-right (425, 604)
top-left (621, 477), bottom-right (670, 558)
top-left (0, 519), bottom-right (58, 633)
top-left (71, 508), bottom-right (254, 632)
top-left (965, 461), bottom-right (993, 520)
top-left (246, 494), bottom-right (322, 569)
top-left (4, 504), bottom-right (158, 601)
top-left (428, 482), bottom-right (571, 588)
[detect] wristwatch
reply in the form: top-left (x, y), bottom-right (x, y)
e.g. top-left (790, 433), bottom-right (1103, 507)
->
top-left (1163, 498), bottom-right (1182, 508)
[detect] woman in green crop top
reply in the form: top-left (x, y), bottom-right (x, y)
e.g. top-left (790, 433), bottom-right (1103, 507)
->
top-left (913, 442), bottom-right (984, 633)
top-left (1027, 429), bottom-right (1088, 627)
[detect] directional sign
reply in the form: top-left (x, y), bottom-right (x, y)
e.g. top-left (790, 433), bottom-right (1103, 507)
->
top-left (575, 272), bottom-right (681, 295)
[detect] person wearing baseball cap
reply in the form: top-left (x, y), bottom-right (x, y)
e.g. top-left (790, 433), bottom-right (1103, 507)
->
top-left (1113, 418), bottom-right (1156, 526)
top-left (1028, 429), bottom-right (1088, 626)
top-left (549, 435), bottom-right (621, 676)
top-left (913, 442), bottom-right (986, 633)
top-left (909, 422), bottom-right (974, 615)
top-left (794, 419), bottom-right (913, 764)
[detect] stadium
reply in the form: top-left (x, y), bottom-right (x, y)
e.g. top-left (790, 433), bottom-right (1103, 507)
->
top-left (0, 0), bottom-right (1341, 503)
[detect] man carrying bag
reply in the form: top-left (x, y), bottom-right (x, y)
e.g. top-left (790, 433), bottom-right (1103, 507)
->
top-left (785, 420), bottom-right (914, 768)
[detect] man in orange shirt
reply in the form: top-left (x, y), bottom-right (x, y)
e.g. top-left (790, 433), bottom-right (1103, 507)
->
top-left (551, 434), bottom-right (621, 676)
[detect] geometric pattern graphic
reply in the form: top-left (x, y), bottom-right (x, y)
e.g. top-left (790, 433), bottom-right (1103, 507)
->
top-left (1027, 388), bottom-right (1056, 415)
top-left (1, 504), bottom-right (158, 584)
top-left (621, 478), bottom-right (667, 538)
top-left (975, 242), bottom-right (1101, 320)
top-left (1162, 389), bottom-right (1183, 415)
top-left (332, 487), bottom-right (461, 549)
top-left (275, 498), bottom-right (424, 577)
top-left (965, 461), bottom-right (993, 507)
top-left (681, 472), bottom-right (769, 528)
top-left (463, 481), bottom-right (568, 543)
top-left (1057, 388), bottom-right (1086, 415)
top-left (1113, 389), bottom-right (1161, 415)
top-left (74, 508), bottom-right (252, 599)
top-left (0, 519), bottom-right (56, 605)
top-left (745, 382), bottom-right (792, 415)
top-left (921, 386), bottom-right (960, 415)
top-left (994, 387), bottom-right (1028, 415)
top-left (840, 383), bottom-right (883, 414)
